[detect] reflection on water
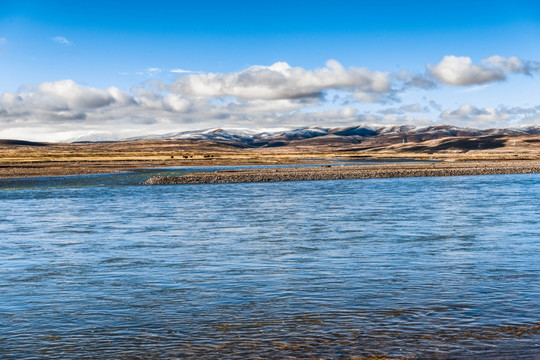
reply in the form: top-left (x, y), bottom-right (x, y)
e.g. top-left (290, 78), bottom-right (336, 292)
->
top-left (0, 169), bottom-right (539, 359)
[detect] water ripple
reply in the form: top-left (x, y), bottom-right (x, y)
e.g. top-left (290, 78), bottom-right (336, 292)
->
top-left (0, 171), bottom-right (539, 358)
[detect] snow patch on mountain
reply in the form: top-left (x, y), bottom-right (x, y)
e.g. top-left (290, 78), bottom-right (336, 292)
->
top-left (86, 123), bottom-right (540, 144)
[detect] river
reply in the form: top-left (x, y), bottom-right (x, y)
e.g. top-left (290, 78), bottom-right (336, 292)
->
top-left (1, 167), bottom-right (539, 359)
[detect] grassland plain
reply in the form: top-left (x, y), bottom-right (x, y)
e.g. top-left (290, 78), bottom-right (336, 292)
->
top-left (1, 134), bottom-right (540, 179)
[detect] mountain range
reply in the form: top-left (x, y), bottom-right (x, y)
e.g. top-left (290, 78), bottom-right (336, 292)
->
top-left (121, 124), bottom-right (540, 151)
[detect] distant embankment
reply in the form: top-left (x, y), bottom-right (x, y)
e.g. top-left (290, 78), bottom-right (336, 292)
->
top-left (0, 139), bottom-right (47, 147)
top-left (143, 161), bottom-right (540, 185)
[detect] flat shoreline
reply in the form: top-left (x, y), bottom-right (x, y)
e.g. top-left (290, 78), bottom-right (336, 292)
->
top-left (0, 158), bottom-right (327, 179)
top-left (2, 134), bottom-right (540, 179)
top-left (143, 160), bottom-right (540, 185)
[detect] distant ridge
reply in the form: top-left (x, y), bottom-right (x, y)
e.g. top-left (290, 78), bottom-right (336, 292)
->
top-left (121, 124), bottom-right (540, 149)
top-left (0, 139), bottom-right (47, 147)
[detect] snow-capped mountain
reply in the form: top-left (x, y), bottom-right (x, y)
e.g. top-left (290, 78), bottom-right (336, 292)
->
top-left (121, 124), bottom-right (540, 148)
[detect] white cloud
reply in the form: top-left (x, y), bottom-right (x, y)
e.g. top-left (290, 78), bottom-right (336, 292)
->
top-left (429, 56), bottom-right (505, 86)
top-left (223, 98), bottom-right (309, 114)
top-left (170, 60), bottom-right (392, 100)
top-left (162, 94), bottom-right (190, 112)
top-left (0, 80), bottom-right (135, 129)
top-left (1, 55), bottom-right (539, 142)
top-left (437, 104), bottom-right (540, 127)
top-left (0, 77), bottom-right (363, 140)
top-left (37, 80), bottom-right (116, 109)
top-left (146, 67), bottom-right (162, 75)
top-left (440, 104), bottom-right (490, 119)
top-left (52, 36), bottom-right (72, 46)
top-left (170, 68), bottom-right (198, 74)
top-left (460, 83), bottom-right (495, 93)
top-left (482, 55), bottom-right (538, 75)
top-left (428, 55), bottom-right (539, 86)
top-left (0, 91), bottom-right (22, 107)
top-left (377, 103), bottom-right (429, 115)
top-left (106, 86), bottom-right (134, 106)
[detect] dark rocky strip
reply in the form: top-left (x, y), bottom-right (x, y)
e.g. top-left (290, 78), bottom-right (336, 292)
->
top-left (143, 161), bottom-right (540, 185)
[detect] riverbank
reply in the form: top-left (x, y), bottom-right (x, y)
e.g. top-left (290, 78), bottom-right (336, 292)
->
top-left (2, 135), bottom-right (540, 179)
top-left (143, 160), bottom-right (540, 184)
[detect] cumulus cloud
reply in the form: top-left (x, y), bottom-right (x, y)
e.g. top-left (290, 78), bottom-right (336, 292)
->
top-left (2, 56), bottom-right (539, 141)
top-left (440, 104), bottom-right (492, 119)
top-left (0, 91), bottom-right (23, 107)
top-left (106, 86), bottom-right (134, 106)
top-left (52, 36), bottom-right (71, 46)
top-left (0, 80), bottom-right (137, 129)
top-left (170, 60), bottom-right (392, 100)
top-left (482, 55), bottom-right (539, 75)
top-left (162, 94), bottom-right (191, 112)
top-left (37, 80), bottom-right (116, 109)
top-left (0, 77), bottom-right (365, 140)
top-left (429, 56), bottom-right (505, 86)
top-left (437, 104), bottom-right (540, 127)
top-left (428, 55), bottom-right (539, 86)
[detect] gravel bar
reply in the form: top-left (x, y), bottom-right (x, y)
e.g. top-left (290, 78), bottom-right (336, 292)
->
top-left (143, 161), bottom-right (540, 185)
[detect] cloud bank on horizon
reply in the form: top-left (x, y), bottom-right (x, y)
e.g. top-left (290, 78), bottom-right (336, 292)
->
top-left (0, 54), bottom-right (539, 141)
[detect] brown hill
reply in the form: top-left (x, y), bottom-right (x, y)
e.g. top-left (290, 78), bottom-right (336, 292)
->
top-left (2, 125), bottom-right (540, 178)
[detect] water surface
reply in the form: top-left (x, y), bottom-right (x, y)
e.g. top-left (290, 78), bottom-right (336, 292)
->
top-left (1, 169), bottom-right (539, 359)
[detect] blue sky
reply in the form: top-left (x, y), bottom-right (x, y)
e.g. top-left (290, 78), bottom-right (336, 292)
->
top-left (1, 0), bottom-right (539, 141)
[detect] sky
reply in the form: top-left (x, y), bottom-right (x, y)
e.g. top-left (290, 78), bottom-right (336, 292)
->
top-left (1, 0), bottom-right (540, 141)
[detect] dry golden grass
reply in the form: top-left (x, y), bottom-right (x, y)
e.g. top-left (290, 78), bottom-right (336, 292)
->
top-left (1, 134), bottom-right (540, 178)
